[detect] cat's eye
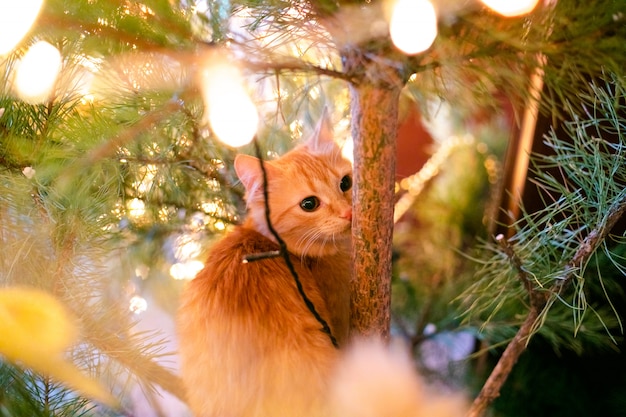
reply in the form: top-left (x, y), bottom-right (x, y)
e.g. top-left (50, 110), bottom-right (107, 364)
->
top-left (340, 175), bottom-right (352, 192)
top-left (300, 196), bottom-right (320, 212)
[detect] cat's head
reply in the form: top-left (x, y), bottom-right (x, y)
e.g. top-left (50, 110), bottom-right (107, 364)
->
top-left (235, 111), bottom-right (353, 258)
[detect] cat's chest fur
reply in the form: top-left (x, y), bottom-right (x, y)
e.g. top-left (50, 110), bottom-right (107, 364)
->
top-left (184, 226), bottom-right (343, 338)
top-left (178, 226), bottom-right (350, 417)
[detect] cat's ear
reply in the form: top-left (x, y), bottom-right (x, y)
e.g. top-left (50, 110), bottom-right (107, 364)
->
top-left (308, 107), bottom-right (335, 152)
top-left (234, 154), bottom-right (263, 192)
top-left (235, 154), bottom-right (277, 197)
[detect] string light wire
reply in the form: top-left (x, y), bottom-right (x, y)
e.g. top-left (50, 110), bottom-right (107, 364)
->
top-left (243, 137), bottom-right (339, 349)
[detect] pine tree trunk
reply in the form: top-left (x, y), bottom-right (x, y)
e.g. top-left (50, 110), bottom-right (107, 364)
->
top-left (349, 80), bottom-right (402, 338)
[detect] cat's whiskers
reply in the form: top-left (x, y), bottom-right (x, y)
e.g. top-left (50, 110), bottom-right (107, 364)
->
top-left (293, 228), bottom-right (317, 256)
top-left (299, 220), bottom-right (350, 257)
top-left (329, 232), bottom-right (339, 252)
top-left (300, 229), bottom-right (324, 258)
top-left (293, 227), bottom-right (315, 249)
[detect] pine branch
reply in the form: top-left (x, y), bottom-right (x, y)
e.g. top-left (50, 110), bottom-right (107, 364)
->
top-left (468, 193), bottom-right (626, 416)
top-left (467, 89), bottom-right (626, 417)
top-left (244, 57), bottom-right (356, 83)
top-left (82, 315), bottom-right (187, 403)
top-left (0, 363), bottom-right (96, 417)
top-left (38, 0), bottom-right (196, 52)
top-left (495, 234), bottom-right (549, 311)
top-left (79, 100), bottom-right (184, 167)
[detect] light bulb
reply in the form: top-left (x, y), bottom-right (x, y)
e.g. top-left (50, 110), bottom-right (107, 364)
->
top-left (201, 62), bottom-right (259, 148)
top-left (129, 295), bottom-right (148, 314)
top-left (170, 261), bottom-right (205, 280)
top-left (0, 0), bottom-right (44, 55)
top-left (341, 137), bottom-right (354, 164)
top-left (14, 41), bottom-right (62, 104)
top-left (480, 0), bottom-right (540, 17)
top-left (389, 0), bottom-right (437, 55)
top-left (126, 198), bottom-right (146, 218)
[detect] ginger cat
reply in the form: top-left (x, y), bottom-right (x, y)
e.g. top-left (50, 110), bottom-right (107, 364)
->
top-left (177, 112), bottom-right (352, 417)
top-left (177, 113), bottom-right (466, 417)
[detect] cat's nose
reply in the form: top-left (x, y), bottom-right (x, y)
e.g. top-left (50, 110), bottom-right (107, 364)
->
top-left (340, 208), bottom-right (352, 222)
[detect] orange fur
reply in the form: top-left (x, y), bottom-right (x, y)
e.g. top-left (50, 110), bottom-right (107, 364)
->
top-left (177, 113), bottom-right (352, 417)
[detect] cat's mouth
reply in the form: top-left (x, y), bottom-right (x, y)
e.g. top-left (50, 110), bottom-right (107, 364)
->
top-left (289, 228), bottom-right (351, 258)
top-left (333, 227), bottom-right (352, 246)
top-left (340, 220), bottom-right (352, 236)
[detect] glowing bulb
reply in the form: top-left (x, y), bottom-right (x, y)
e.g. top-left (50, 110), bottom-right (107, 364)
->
top-left (0, 0), bottom-right (44, 55)
top-left (14, 41), bottom-right (62, 104)
top-left (170, 261), bottom-right (205, 280)
top-left (341, 137), bottom-right (354, 164)
top-left (389, 0), bottom-right (437, 55)
top-left (129, 295), bottom-right (148, 314)
top-left (127, 198), bottom-right (146, 218)
top-left (201, 62), bottom-right (259, 148)
top-left (174, 234), bottom-right (202, 261)
top-left (480, 0), bottom-right (540, 16)
top-left (22, 166), bottom-right (36, 179)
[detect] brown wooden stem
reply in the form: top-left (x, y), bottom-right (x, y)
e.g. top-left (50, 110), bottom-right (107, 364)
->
top-left (348, 77), bottom-right (402, 338)
top-left (467, 306), bottom-right (540, 417)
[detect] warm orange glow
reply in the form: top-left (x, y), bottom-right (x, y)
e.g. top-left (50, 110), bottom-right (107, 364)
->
top-left (389, 0), bottom-right (437, 55)
top-left (170, 261), bottom-right (205, 280)
top-left (0, 0), bottom-right (44, 55)
top-left (201, 62), bottom-right (259, 148)
top-left (14, 41), bottom-right (62, 104)
top-left (480, 0), bottom-right (540, 17)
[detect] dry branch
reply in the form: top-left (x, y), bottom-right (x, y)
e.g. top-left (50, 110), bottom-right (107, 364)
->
top-left (467, 196), bottom-right (626, 417)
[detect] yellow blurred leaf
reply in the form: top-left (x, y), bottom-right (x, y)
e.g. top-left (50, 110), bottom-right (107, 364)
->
top-left (0, 287), bottom-right (116, 406)
top-left (0, 287), bottom-right (77, 357)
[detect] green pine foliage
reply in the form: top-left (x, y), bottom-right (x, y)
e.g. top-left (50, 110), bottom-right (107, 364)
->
top-left (0, 363), bottom-right (95, 417)
top-left (463, 74), bottom-right (626, 355)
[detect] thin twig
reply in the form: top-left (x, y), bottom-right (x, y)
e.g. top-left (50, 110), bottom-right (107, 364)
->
top-left (243, 250), bottom-right (281, 263)
top-left (495, 234), bottom-right (548, 310)
top-left (249, 138), bottom-right (339, 348)
top-left (467, 306), bottom-right (541, 417)
top-left (244, 57), bottom-right (358, 84)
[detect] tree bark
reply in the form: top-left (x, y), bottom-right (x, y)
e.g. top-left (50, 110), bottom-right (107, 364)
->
top-left (466, 307), bottom-right (540, 417)
top-left (349, 80), bottom-right (402, 338)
